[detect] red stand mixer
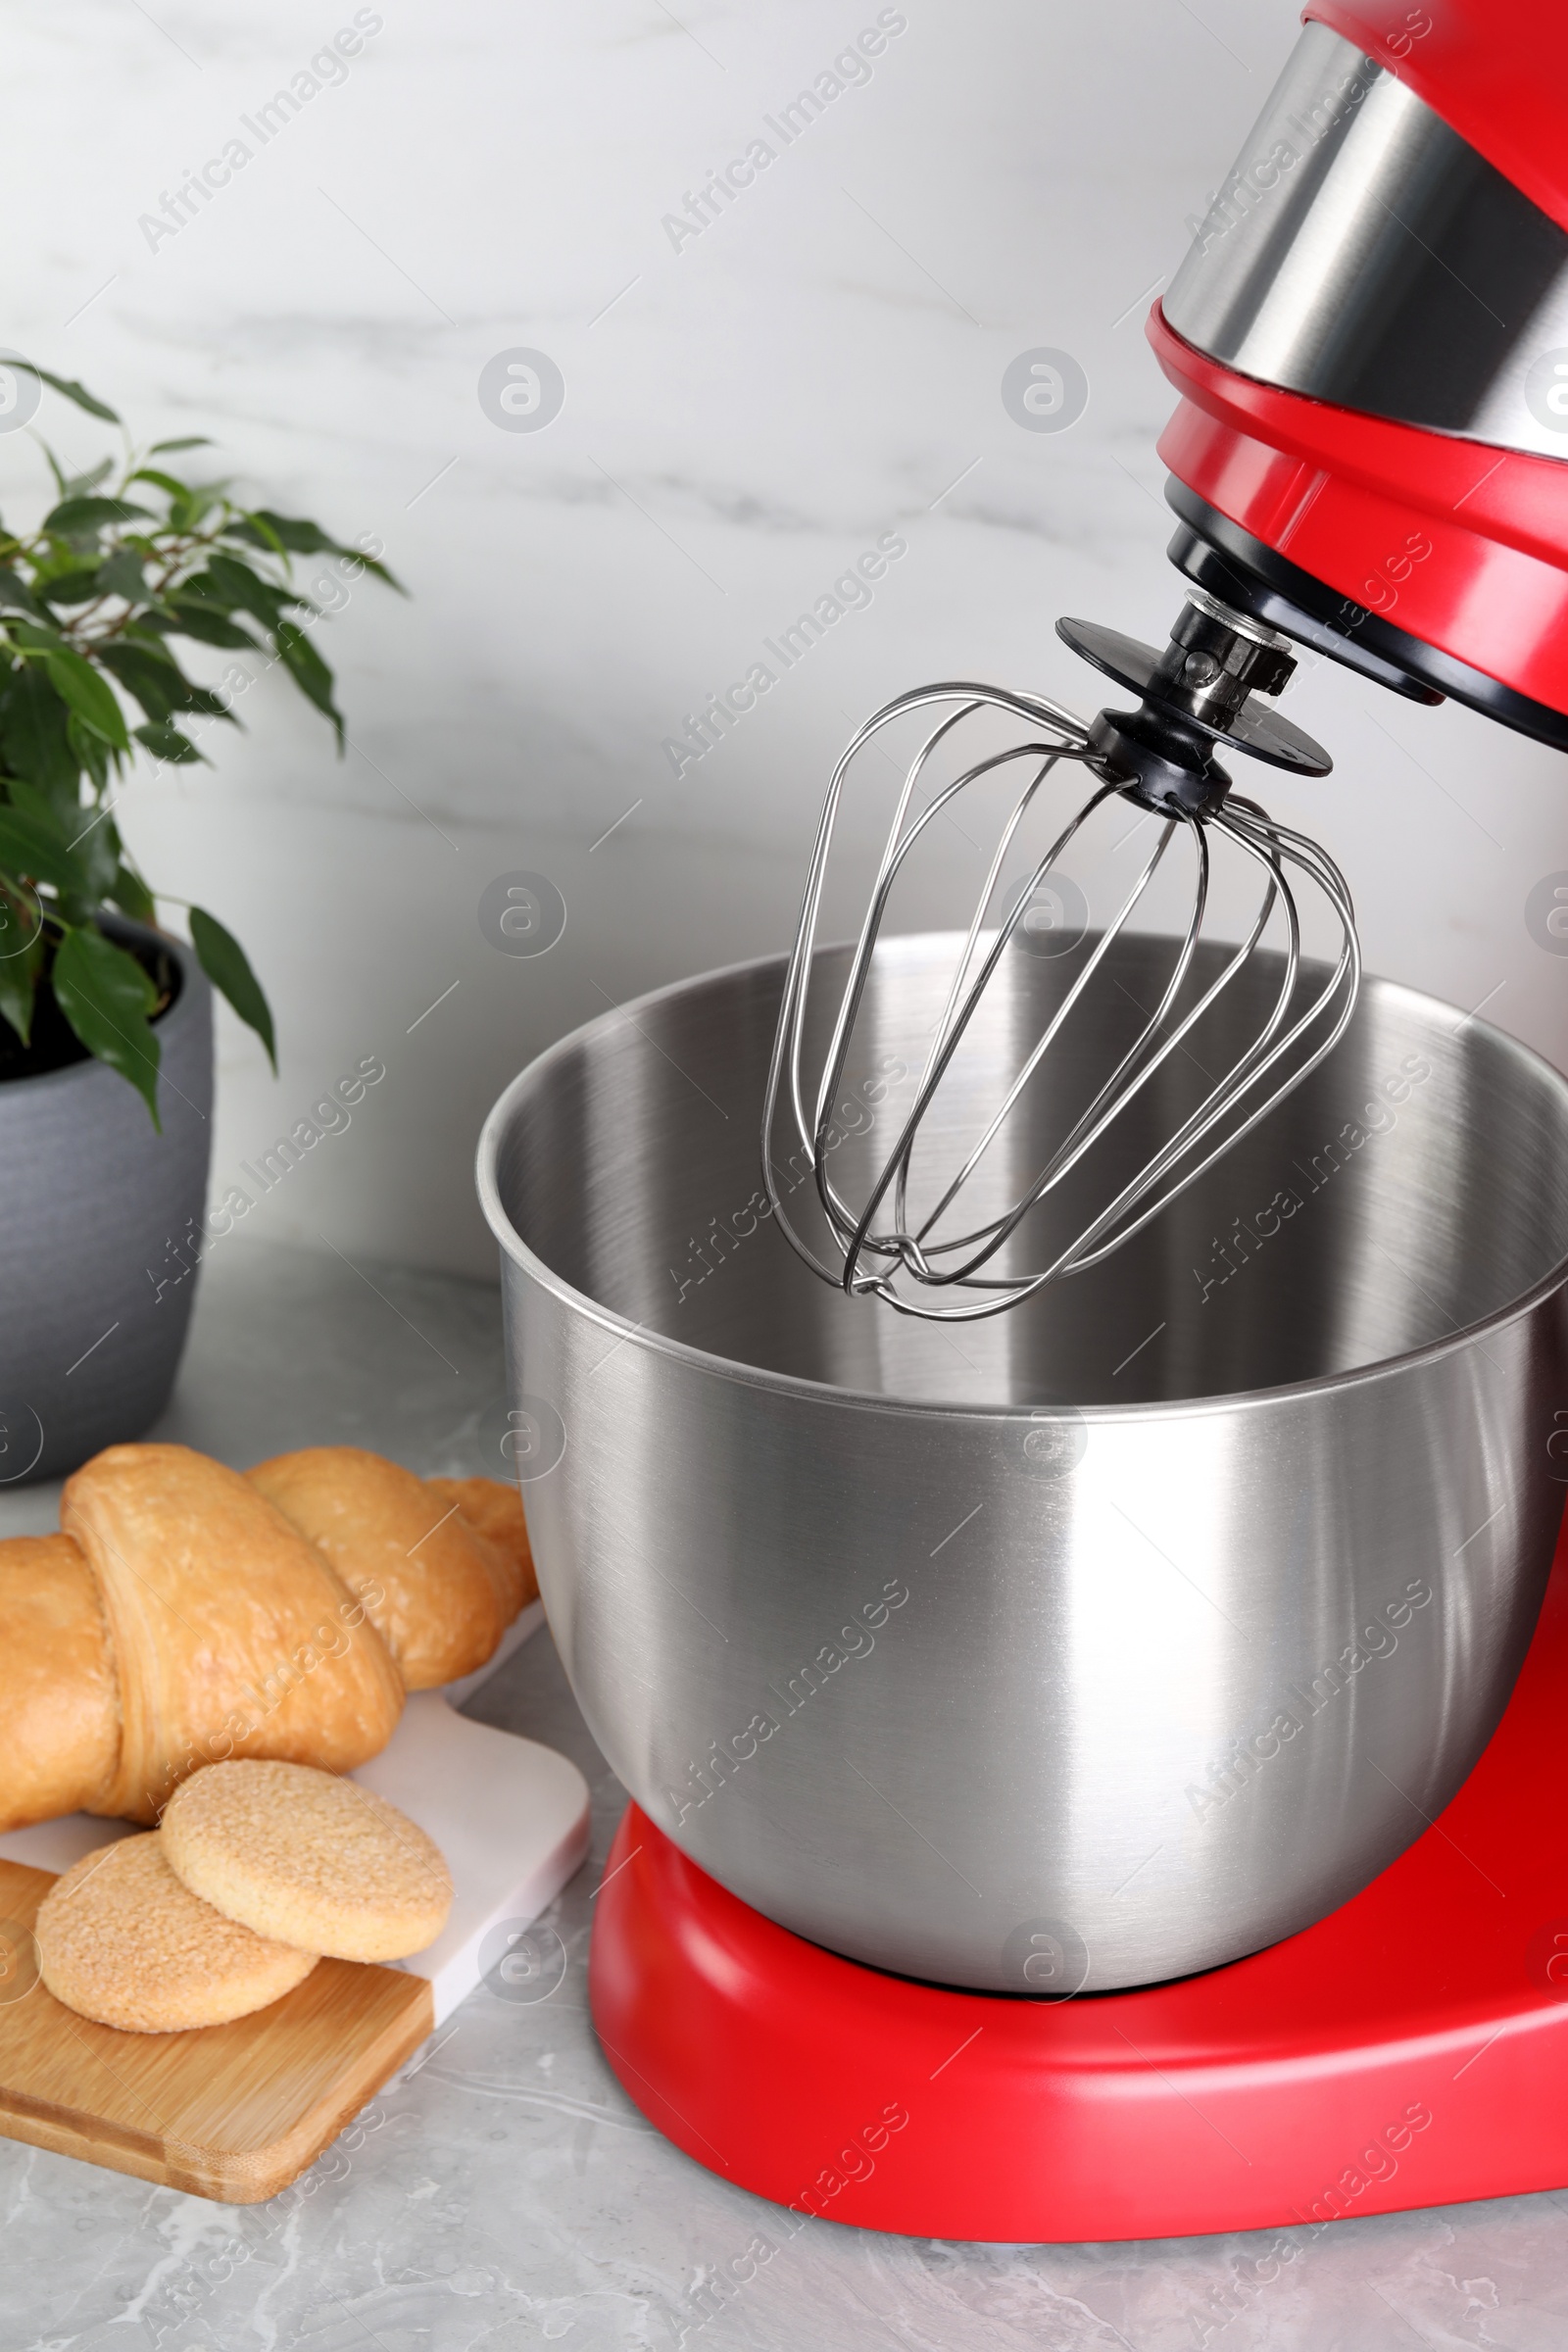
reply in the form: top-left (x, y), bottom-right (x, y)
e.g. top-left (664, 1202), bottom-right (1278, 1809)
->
top-left (504, 0), bottom-right (1568, 2241)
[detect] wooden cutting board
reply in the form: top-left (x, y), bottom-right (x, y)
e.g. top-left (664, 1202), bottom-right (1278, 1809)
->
top-left (0, 1617), bottom-right (591, 2203)
top-left (0, 1696), bottom-right (593, 2033)
top-left (0, 1858), bottom-right (432, 2202)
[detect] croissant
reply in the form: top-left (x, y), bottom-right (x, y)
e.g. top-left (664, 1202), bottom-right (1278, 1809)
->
top-left (0, 1440), bottom-right (538, 1835)
top-left (2, 1534), bottom-right (122, 1829)
top-left (246, 1446), bottom-right (536, 1690)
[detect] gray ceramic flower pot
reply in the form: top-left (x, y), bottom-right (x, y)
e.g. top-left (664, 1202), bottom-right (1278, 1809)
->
top-left (0, 920), bottom-right (213, 1484)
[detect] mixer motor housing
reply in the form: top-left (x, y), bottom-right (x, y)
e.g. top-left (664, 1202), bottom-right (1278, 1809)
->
top-left (1151, 0), bottom-right (1568, 748)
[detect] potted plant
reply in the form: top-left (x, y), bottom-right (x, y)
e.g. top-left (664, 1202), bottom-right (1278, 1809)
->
top-left (0, 365), bottom-right (397, 1483)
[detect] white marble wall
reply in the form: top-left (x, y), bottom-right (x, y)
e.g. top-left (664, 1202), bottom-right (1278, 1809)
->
top-left (7, 0), bottom-right (1565, 1274)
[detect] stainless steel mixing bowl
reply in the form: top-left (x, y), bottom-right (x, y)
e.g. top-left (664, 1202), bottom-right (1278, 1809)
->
top-left (478, 933), bottom-right (1568, 1991)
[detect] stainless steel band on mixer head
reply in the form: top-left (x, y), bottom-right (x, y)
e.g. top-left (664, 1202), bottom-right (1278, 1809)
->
top-left (1163, 22), bottom-right (1568, 461)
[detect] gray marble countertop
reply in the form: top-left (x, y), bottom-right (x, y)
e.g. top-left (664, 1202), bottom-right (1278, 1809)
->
top-left (4, 1236), bottom-right (1567, 2352)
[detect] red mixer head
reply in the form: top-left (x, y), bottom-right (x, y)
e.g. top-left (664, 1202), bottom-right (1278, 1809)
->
top-left (1150, 0), bottom-right (1568, 748)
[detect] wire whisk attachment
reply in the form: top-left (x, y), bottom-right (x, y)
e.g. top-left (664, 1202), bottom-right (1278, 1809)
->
top-left (762, 599), bottom-right (1360, 1323)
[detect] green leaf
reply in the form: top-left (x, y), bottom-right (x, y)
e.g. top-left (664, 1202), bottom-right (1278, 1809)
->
top-left (190, 906), bottom-right (275, 1071)
top-left (96, 642), bottom-right (229, 726)
top-left (150, 436), bottom-right (213, 453)
top-left (34, 371), bottom-right (120, 423)
top-left (226, 511), bottom-right (285, 558)
top-left (0, 902), bottom-right (43, 1046)
top-left (175, 484), bottom-right (221, 529)
top-left (66, 710), bottom-right (113, 796)
top-left (197, 553), bottom-right (299, 627)
top-left (41, 496), bottom-right (153, 538)
top-left (51, 924), bottom-right (161, 1125)
top-left (36, 567), bottom-right (104, 606)
top-left (123, 467), bottom-right (191, 501)
top-left (226, 512), bottom-right (403, 591)
top-left (7, 619), bottom-right (66, 653)
top-left (79, 814), bottom-right (121, 902)
top-left (110, 863), bottom-right (156, 923)
top-left (95, 549), bottom-right (147, 602)
top-left (355, 551), bottom-right (402, 591)
top-left (34, 647), bottom-right (128, 750)
top-left (30, 781), bottom-right (118, 900)
top-left (153, 597), bottom-right (261, 651)
top-left (133, 719), bottom-right (206, 765)
top-left (0, 802), bottom-right (89, 893)
top-left (7, 778), bottom-right (63, 828)
top-left (0, 570), bottom-right (47, 621)
top-left (0, 662), bottom-right (78, 797)
top-left (239, 511), bottom-right (337, 555)
top-left (273, 619), bottom-right (343, 747)
top-left (8, 775), bottom-right (83, 859)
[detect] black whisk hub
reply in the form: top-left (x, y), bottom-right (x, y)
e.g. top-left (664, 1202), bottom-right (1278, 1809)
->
top-left (1057, 604), bottom-right (1333, 815)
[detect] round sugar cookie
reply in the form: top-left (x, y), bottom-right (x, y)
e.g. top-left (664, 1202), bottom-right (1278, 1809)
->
top-left (34, 1833), bottom-right (318, 2034)
top-left (162, 1759), bottom-right (453, 1962)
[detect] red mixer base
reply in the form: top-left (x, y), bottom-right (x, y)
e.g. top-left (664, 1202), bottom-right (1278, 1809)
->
top-left (590, 1532), bottom-right (1568, 2242)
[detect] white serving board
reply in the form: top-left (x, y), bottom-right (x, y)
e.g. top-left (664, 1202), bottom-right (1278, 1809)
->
top-left (0, 1602), bottom-right (589, 2027)
top-left (352, 1692), bottom-right (589, 2021)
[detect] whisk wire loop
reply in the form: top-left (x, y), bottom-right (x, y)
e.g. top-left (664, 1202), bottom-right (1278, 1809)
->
top-left (762, 677), bottom-right (1359, 1323)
